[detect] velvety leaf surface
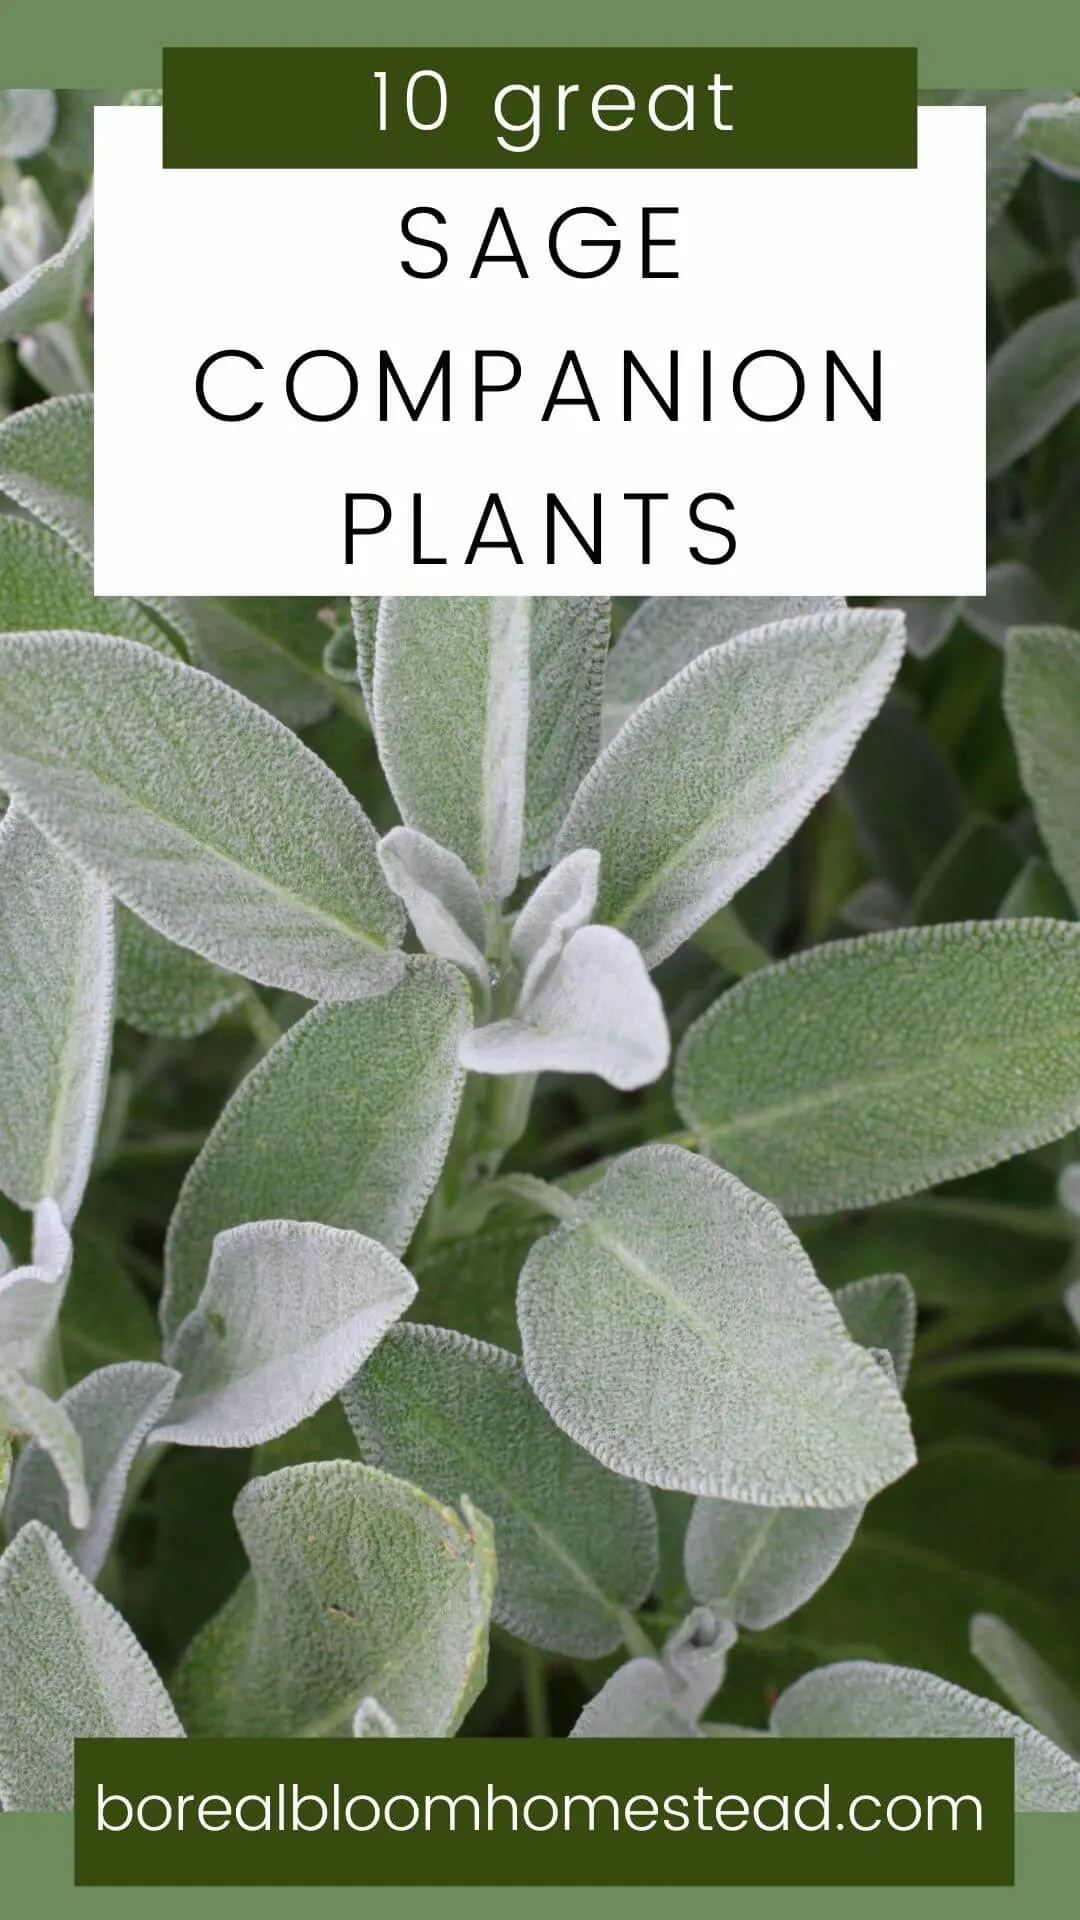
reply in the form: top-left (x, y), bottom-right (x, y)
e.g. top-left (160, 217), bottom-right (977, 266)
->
top-left (556, 609), bottom-right (904, 967)
top-left (676, 921), bottom-right (1080, 1214)
top-left (520, 597), bottom-right (608, 872)
top-left (1022, 97), bottom-right (1080, 178)
top-left (0, 807), bottom-right (113, 1225)
top-left (0, 631), bottom-right (405, 999)
top-left (988, 299), bottom-right (1080, 476)
top-left (571, 1658), bottom-right (706, 1738)
top-left (684, 1499), bottom-right (862, 1633)
top-left (517, 1145), bottom-right (914, 1504)
top-left (0, 1363), bottom-right (88, 1528)
top-left (834, 1274), bottom-right (917, 1389)
top-left (0, 518), bottom-right (173, 653)
top-left (342, 1324), bottom-right (658, 1657)
top-left (157, 1221), bottom-right (416, 1448)
top-left (1005, 625), bottom-right (1080, 910)
top-left (167, 597), bottom-right (336, 727)
top-left (0, 1200), bottom-right (72, 1384)
top-left (0, 1522), bottom-right (183, 1811)
top-left (163, 961), bottom-right (469, 1339)
top-left (0, 90), bottom-right (57, 160)
top-left (0, 193), bottom-right (92, 343)
top-left (0, 395), bottom-right (93, 557)
top-left (115, 906), bottom-right (246, 1039)
top-left (771, 1660), bottom-right (1080, 1811)
top-left (378, 826), bottom-right (488, 981)
top-left (173, 1462), bottom-right (495, 1738)
top-left (971, 1614), bottom-right (1080, 1758)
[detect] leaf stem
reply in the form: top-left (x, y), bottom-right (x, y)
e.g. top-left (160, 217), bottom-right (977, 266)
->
top-left (521, 1645), bottom-right (550, 1738)
top-left (243, 988), bottom-right (282, 1054)
top-left (912, 1346), bottom-right (1080, 1389)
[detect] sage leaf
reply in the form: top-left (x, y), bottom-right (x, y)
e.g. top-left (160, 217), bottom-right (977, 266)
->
top-left (165, 597), bottom-right (336, 727)
top-left (373, 597), bottom-right (530, 899)
top-left (1022, 98), bottom-right (1080, 180)
top-left (998, 859), bottom-right (1074, 920)
top-left (0, 1364), bottom-right (88, 1528)
top-left (0, 395), bottom-right (93, 558)
top-left (970, 1614), bottom-right (1080, 1758)
top-left (835, 1274), bottom-right (917, 1389)
top-left (173, 1462), bottom-right (495, 1738)
top-left (662, 1607), bottom-right (737, 1719)
top-left (520, 597), bottom-right (608, 873)
top-left (163, 960), bottom-right (469, 1340)
top-left (0, 91), bottom-right (56, 160)
top-left (156, 1221), bottom-right (416, 1448)
top-left (556, 609), bottom-right (904, 968)
top-left (7, 1361), bottom-right (178, 1580)
top-left (460, 925), bottom-right (670, 1092)
top-left (517, 1145), bottom-right (914, 1504)
top-left (961, 560), bottom-right (1057, 647)
top-left (116, 907), bottom-right (246, 1039)
top-left (601, 596), bottom-right (842, 745)
top-left (0, 518), bottom-right (174, 654)
top-left (0, 807), bottom-right (113, 1226)
top-left (0, 1522), bottom-right (183, 1812)
top-left (509, 846), bottom-right (599, 1001)
top-left (354, 1699), bottom-right (398, 1738)
top-left (0, 1434), bottom-right (9, 1508)
top-left (1005, 626), bottom-right (1080, 910)
top-left (675, 921), bottom-right (1080, 1214)
top-left (571, 1659), bottom-right (705, 1739)
top-left (342, 1323), bottom-right (658, 1658)
top-left (684, 1497), bottom-right (861, 1632)
top-left (0, 1200), bottom-right (72, 1385)
top-left (0, 193), bottom-right (92, 344)
top-left (0, 631), bottom-right (406, 999)
top-left (378, 826), bottom-right (489, 981)
top-left (770, 1660), bottom-right (1080, 1811)
top-left (988, 299), bottom-right (1080, 476)
top-left (349, 595), bottom-right (379, 707)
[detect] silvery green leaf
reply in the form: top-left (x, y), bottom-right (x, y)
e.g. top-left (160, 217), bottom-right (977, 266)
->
top-left (350, 595), bottom-right (379, 707)
top-left (0, 518), bottom-right (175, 654)
top-left (1005, 626), bottom-right (1080, 910)
top-left (601, 596), bottom-right (842, 746)
top-left (556, 610), bottom-right (904, 969)
top-left (0, 1364), bottom-right (88, 1528)
top-left (662, 1607), bottom-right (737, 1719)
top-left (675, 921), bottom-right (1080, 1215)
top-left (0, 1200), bottom-right (71, 1384)
top-left (984, 92), bottom-right (1043, 224)
top-left (770, 1660), bottom-right (1080, 1811)
top-left (461, 925), bottom-right (670, 1092)
top-left (1022, 98), bottom-right (1080, 180)
top-left (116, 906), bottom-right (246, 1039)
top-left (517, 1145), bottom-right (914, 1505)
top-left (0, 90), bottom-right (56, 159)
top-left (834, 1275), bottom-right (917, 1389)
top-left (509, 847), bottom-right (599, 1001)
top-left (353, 1698), bottom-right (398, 1738)
top-left (164, 960), bottom-right (469, 1341)
top-left (0, 632), bottom-right (406, 1000)
top-left (0, 175), bottom-right (60, 284)
top-left (165, 598), bottom-right (335, 727)
top-left (519, 598), bottom-right (608, 873)
top-left (323, 625), bottom-right (358, 684)
top-left (378, 826), bottom-right (488, 981)
top-left (342, 1323), bottom-right (658, 1659)
top-left (0, 192), bottom-right (92, 345)
top-left (173, 1462), bottom-right (495, 1738)
top-left (571, 1659), bottom-right (705, 1739)
top-left (684, 1496), bottom-right (861, 1631)
top-left (0, 1522), bottom-right (183, 1811)
top-left (960, 562), bottom-right (1057, 646)
top-left (157, 1220), bottom-right (416, 1448)
top-left (0, 395), bottom-right (92, 558)
top-left (998, 859), bottom-right (1074, 920)
top-left (971, 1614), bottom-right (1080, 1758)
top-left (0, 808), bottom-right (113, 1226)
top-left (988, 299), bottom-right (1080, 476)
top-left (7, 1361), bottom-right (178, 1580)
top-left (373, 597), bottom-right (530, 899)
top-left (885, 597), bottom-right (958, 661)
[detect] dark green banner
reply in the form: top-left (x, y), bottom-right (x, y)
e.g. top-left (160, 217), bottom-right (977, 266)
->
top-left (161, 47), bottom-right (916, 168)
top-left (75, 1738), bottom-right (1013, 1886)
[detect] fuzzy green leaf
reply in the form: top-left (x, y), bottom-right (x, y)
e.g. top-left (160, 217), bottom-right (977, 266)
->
top-left (0, 91), bottom-right (56, 160)
top-left (0, 1201), bottom-right (72, 1386)
top-left (7, 1361), bottom-right (178, 1580)
top-left (1022, 98), bottom-right (1080, 180)
top-left (0, 193), bottom-right (92, 344)
top-left (1005, 626), bottom-right (1080, 911)
top-left (0, 1522), bottom-right (183, 1811)
top-left (676, 921), bottom-right (1080, 1215)
top-left (164, 597), bottom-right (336, 727)
top-left (157, 1221), bottom-right (416, 1448)
top-left (0, 631), bottom-right (405, 999)
top-left (163, 960), bottom-right (469, 1340)
top-left (378, 826), bottom-right (488, 981)
top-left (0, 1363), bottom-right (88, 1529)
top-left (556, 609), bottom-right (904, 968)
top-left (517, 1145), bottom-right (914, 1504)
top-left (771, 1660), bottom-right (1080, 1811)
top-left (173, 1462), bottom-right (494, 1738)
top-left (970, 1614), bottom-right (1080, 1758)
top-left (988, 299), bottom-right (1080, 476)
top-left (115, 906), bottom-right (246, 1039)
top-left (342, 1323), bottom-right (658, 1658)
top-left (0, 395), bottom-right (92, 558)
top-left (0, 808), bottom-right (113, 1225)
top-left (834, 1274), bottom-right (917, 1390)
top-left (520, 597), bottom-right (608, 873)
top-left (601, 596), bottom-right (842, 746)
top-left (0, 518), bottom-right (174, 654)
top-left (684, 1498), bottom-right (861, 1632)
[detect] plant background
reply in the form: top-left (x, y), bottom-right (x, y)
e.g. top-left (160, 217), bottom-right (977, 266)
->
top-left (1, 87), bottom-right (1080, 1742)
